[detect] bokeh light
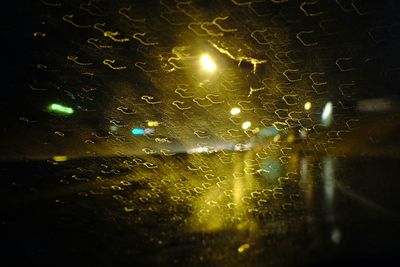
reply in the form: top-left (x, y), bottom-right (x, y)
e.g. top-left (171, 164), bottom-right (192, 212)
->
top-left (200, 54), bottom-right (216, 72)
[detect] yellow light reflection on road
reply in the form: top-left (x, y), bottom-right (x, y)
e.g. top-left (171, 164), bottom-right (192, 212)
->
top-left (200, 54), bottom-right (216, 72)
top-left (287, 133), bottom-right (295, 143)
top-left (53, 155), bottom-right (68, 162)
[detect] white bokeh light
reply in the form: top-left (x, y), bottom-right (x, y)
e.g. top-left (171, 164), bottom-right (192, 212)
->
top-left (230, 107), bottom-right (241, 116)
top-left (242, 121), bottom-right (251, 130)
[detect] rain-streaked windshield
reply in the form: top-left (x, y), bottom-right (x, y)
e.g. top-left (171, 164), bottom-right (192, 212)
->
top-left (2, 1), bottom-right (400, 266)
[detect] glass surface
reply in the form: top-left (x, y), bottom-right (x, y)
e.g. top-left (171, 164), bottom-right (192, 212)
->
top-left (2, 0), bottom-right (400, 266)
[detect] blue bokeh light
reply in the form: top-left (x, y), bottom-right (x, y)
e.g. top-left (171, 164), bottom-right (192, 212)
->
top-left (131, 128), bottom-right (145, 135)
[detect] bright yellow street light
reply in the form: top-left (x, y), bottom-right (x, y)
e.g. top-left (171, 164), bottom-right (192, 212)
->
top-left (200, 54), bottom-right (216, 73)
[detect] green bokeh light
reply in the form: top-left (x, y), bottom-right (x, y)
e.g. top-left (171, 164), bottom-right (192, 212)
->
top-left (48, 103), bottom-right (74, 115)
